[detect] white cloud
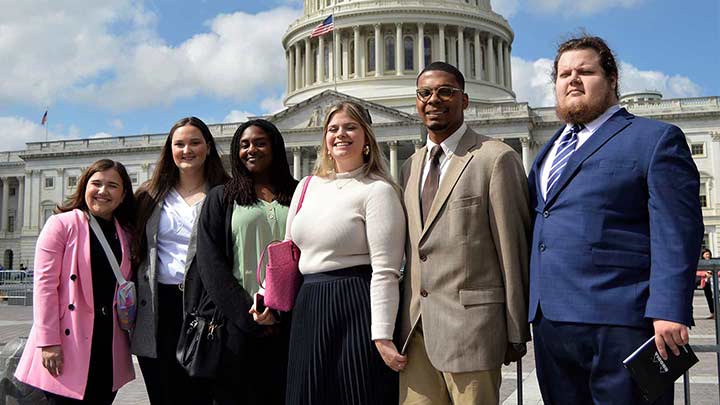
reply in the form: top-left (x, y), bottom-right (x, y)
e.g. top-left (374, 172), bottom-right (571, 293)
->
top-left (224, 110), bottom-right (254, 123)
top-left (511, 57), bottom-right (704, 107)
top-left (491, 0), bottom-right (520, 18)
top-left (260, 95), bottom-right (287, 115)
top-left (0, 1), bottom-right (299, 112)
top-left (527, 0), bottom-right (646, 15)
top-left (619, 62), bottom-right (702, 99)
top-left (0, 117), bottom-right (57, 150)
top-left (90, 132), bottom-right (114, 139)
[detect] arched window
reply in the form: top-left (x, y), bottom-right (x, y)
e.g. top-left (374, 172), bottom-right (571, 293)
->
top-left (469, 43), bottom-right (476, 78)
top-left (367, 37), bottom-right (375, 72)
top-left (385, 36), bottom-right (395, 71)
top-left (424, 36), bottom-right (432, 66)
top-left (404, 36), bottom-right (414, 71)
top-left (349, 40), bottom-right (355, 75)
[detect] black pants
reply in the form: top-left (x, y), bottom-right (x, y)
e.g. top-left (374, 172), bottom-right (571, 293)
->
top-left (704, 281), bottom-right (715, 314)
top-left (137, 284), bottom-right (212, 405)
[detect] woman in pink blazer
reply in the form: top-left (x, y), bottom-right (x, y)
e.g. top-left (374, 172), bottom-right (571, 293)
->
top-left (15, 159), bottom-right (136, 404)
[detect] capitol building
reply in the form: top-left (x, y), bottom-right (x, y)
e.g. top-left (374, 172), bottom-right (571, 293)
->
top-left (1, 0), bottom-right (719, 268)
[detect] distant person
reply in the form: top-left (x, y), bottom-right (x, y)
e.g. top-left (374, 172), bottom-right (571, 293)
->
top-left (15, 159), bottom-right (136, 404)
top-left (19, 263), bottom-right (26, 271)
top-left (193, 119), bottom-right (297, 404)
top-left (131, 116), bottom-right (228, 405)
top-left (528, 35), bottom-right (703, 404)
top-left (284, 101), bottom-right (405, 404)
top-left (701, 248), bottom-right (716, 319)
top-left (397, 61), bottom-right (531, 405)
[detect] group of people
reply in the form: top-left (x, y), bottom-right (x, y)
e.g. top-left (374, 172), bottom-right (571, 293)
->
top-left (14, 34), bottom-right (703, 405)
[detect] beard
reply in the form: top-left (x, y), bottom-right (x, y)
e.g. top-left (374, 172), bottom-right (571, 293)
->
top-left (556, 89), bottom-right (615, 125)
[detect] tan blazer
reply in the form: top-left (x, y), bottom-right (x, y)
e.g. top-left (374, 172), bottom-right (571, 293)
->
top-left (397, 127), bottom-right (531, 373)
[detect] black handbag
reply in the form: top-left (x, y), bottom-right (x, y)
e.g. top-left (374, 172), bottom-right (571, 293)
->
top-left (176, 291), bottom-right (225, 378)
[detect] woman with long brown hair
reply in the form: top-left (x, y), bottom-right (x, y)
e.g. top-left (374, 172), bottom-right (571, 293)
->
top-left (131, 116), bottom-right (228, 404)
top-left (284, 101), bottom-right (406, 404)
top-left (15, 159), bottom-right (136, 404)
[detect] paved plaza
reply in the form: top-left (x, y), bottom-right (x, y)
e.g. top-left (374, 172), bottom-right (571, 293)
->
top-left (1, 291), bottom-right (718, 404)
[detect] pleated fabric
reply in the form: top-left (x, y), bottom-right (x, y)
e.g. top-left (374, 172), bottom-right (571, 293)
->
top-left (286, 266), bottom-right (398, 405)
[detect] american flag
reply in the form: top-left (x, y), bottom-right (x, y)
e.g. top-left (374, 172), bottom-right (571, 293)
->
top-left (40, 110), bottom-right (48, 126)
top-left (310, 15), bottom-right (333, 38)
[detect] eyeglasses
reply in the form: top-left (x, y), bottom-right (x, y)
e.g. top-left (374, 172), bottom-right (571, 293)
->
top-left (416, 86), bottom-right (464, 102)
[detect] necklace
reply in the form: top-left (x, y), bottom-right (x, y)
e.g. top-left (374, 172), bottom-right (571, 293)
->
top-left (334, 177), bottom-right (354, 189)
top-left (177, 183), bottom-right (206, 196)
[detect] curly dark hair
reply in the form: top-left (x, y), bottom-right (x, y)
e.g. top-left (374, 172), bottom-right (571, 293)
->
top-left (224, 119), bottom-right (298, 207)
top-left (552, 34), bottom-right (620, 100)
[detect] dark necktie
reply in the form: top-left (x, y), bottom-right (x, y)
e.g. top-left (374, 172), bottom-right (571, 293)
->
top-left (547, 124), bottom-right (584, 193)
top-left (421, 145), bottom-right (444, 225)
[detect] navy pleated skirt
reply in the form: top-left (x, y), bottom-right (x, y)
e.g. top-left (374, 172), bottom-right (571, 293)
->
top-left (286, 265), bottom-right (398, 405)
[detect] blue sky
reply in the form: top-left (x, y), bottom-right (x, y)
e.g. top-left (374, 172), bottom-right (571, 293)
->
top-left (1, 0), bottom-right (718, 151)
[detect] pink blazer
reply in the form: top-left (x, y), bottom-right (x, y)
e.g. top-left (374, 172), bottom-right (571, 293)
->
top-left (15, 209), bottom-right (135, 399)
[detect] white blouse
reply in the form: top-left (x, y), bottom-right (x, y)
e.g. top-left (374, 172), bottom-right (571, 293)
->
top-left (156, 188), bottom-right (204, 285)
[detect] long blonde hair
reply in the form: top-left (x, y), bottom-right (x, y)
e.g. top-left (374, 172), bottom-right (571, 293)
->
top-left (314, 102), bottom-right (400, 194)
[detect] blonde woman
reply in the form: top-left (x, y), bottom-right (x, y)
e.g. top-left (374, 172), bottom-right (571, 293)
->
top-left (284, 101), bottom-right (406, 404)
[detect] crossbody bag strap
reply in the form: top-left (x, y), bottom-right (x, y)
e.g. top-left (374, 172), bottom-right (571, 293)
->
top-left (87, 213), bottom-right (126, 285)
top-left (296, 175), bottom-right (312, 214)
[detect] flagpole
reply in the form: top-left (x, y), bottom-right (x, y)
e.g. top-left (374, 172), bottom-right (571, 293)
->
top-left (44, 107), bottom-right (48, 142)
top-left (333, 27), bottom-right (338, 93)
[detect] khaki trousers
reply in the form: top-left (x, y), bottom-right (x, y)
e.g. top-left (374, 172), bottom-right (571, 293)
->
top-left (399, 325), bottom-right (501, 405)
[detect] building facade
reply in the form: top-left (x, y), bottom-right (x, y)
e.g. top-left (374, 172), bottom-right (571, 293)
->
top-left (1, 0), bottom-right (719, 268)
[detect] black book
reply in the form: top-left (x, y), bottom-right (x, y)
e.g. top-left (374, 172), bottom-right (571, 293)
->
top-left (622, 336), bottom-right (699, 402)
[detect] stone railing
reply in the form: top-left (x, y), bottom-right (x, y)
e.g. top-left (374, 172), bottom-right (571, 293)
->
top-left (623, 97), bottom-right (720, 114)
top-left (470, 102), bottom-right (529, 119)
top-left (0, 151), bottom-right (24, 163)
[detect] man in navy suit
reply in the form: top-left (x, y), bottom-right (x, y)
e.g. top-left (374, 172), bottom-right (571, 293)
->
top-left (528, 35), bottom-right (703, 404)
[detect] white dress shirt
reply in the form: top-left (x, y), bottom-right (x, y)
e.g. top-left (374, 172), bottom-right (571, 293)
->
top-left (539, 104), bottom-right (621, 199)
top-left (421, 122), bottom-right (468, 192)
top-left (156, 188), bottom-right (204, 285)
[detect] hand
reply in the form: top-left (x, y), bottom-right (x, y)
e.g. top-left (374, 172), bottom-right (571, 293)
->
top-left (41, 345), bottom-right (63, 377)
top-left (374, 339), bottom-right (407, 372)
top-left (248, 305), bottom-right (277, 325)
top-left (503, 342), bottom-right (527, 365)
top-left (653, 319), bottom-right (689, 360)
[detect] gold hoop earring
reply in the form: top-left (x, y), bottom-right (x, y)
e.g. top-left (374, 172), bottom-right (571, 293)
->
top-left (363, 144), bottom-right (370, 156)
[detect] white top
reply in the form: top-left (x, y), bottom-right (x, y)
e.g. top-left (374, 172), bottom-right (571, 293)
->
top-left (156, 188), bottom-right (204, 285)
top-left (539, 104), bottom-right (621, 199)
top-left (285, 166), bottom-right (406, 340)
top-left (421, 122), bottom-right (467, 192)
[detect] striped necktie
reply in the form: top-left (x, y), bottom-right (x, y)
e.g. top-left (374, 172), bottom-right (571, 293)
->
top-left (421, 145), bottom-right (444, 225)
top-left (547, 124), bottom-right (584, 193)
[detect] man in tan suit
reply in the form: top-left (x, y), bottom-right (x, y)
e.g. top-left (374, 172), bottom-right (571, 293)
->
top-left (397, 62), bottom-right (531, 404)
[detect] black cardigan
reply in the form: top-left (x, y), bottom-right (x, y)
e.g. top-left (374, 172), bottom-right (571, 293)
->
top-left (183, 185), bottom-right (262, 352)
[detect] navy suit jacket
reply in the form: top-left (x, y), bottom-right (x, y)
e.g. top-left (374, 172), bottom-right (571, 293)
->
top-left (528, 108), bottom-right (703, 328)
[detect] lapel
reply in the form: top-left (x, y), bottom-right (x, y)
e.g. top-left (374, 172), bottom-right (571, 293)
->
top-left (145, 200), bottom-right (163, 279)
top-left (77, 211), bottom-right (94, 307)
top-left (406, 148), bottom-right (427, 240)
top-left (420, 127), bottom-right (476, 241)
top-left (544, 108), bottom-right (633, 207)
top-left (184, 202), bottom-right (204, 274)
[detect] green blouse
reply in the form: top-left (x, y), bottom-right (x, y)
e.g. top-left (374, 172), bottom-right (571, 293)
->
top-left (231, 200), bottom-right (289, 295)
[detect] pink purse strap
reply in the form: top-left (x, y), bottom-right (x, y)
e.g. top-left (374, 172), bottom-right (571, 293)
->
top-left (255, 176), bottom-right (312, 288)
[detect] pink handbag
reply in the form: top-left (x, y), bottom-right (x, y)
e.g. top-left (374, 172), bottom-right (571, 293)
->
top-left (256, 176), bottom-right (312, 312)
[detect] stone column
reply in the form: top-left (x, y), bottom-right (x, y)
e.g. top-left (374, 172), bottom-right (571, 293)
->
top-left (22, 171), bottom-right (32, 232)
top-left (388, 141), bottom-right (398, 180)
top-left (395, 23), bottom-right (403, 75)
top-left (17, 177), bottom-right (24, 233)
top-left (496, 39), bottom-right (504, 87)
top-left (287, 47), bottom-right (295, 94)
top-left (1, 177), bottom-right (8, 234)
top-left (417, 23), bottom-right (425, 71)
top-left (294, 44), bottom-right (302, 89)
top-left (457, 27), bottom-right (465, 75)
top-left (520, 137), bottom-right (531, 174)
top-left (305, 38), bottom-right (312, 86)
top-left (353, 26), bottom-right (361, 79)
top-left (438, 25), bottom-right (446, 62)
top-left (374, 24), bottom-right (382, 77)
top-left (474, 30), bottom-right (481, 80)
top-left (318, 35), bottom-right (325, 82)
top-left (448, 35), bottom-right (456, 66)
top-left (505, 42), bottom-right (512, 89)
top-left (342, 35), bottom-right (349, 80)
top-left (293, 147), bottom-right (302, 180)
top-left (486, 35), bottom-right (496, 84)
top-left (334, 31), bottom-right (341, 81)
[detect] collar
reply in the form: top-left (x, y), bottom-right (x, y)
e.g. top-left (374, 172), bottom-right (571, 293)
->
top-left (425, 122), bottom-right (467, 159)
top-left (564, 104), bottom-right (621, 136)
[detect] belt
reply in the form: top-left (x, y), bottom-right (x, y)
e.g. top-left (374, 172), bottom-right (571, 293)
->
top-left (159, 282), bottom-right (184, 292)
